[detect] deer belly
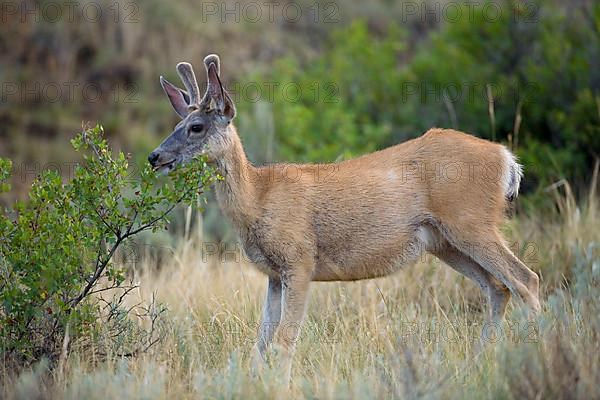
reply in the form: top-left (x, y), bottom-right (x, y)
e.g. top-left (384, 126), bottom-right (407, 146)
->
top-left (312, 247), bottom-right (419, 281)
top-left (313, 237), bottom-right (423, 281)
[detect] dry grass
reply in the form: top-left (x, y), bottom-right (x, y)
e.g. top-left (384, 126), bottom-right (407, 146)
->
top-left (3, 180), bottom-right (599, 399)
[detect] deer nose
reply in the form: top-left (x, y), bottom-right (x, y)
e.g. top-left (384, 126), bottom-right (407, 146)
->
top-left (148, 151), bottom-right (160, 166)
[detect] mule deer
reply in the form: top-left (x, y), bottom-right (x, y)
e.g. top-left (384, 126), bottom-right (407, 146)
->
top-left (149, 54), bottom-right (541, 381)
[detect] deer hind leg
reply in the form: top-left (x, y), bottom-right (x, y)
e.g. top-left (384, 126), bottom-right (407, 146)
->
top-left (431, 244), bottom-right (510, 323)
top-left (445, 229), bottom-right (540, 313)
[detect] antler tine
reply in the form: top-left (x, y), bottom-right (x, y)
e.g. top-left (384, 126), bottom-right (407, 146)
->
top-left (176, 62), bottom-right (201, 107)
top-left (199, 54), bottom-right (222, 107)
top-left (203, 54), bottom-right (220, 74)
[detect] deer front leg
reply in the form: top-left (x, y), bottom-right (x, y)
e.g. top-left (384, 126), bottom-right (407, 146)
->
top-left (255, 276), bottom-right (282, 358)
top-left (272, 268), bottom-right (312, 383)
top-left (251, 276), bottom-right (281, 376)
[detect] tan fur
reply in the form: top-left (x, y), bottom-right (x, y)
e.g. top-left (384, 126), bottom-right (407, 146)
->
top-left (150, 55), bottom-right (541, 382)
top-left (213, 126), bottom-right (540, 377)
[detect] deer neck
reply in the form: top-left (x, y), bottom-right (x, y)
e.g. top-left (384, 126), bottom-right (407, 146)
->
top-left (213, 125), bottom-right (259, 230)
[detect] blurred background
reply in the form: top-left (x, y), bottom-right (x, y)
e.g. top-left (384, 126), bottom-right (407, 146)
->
top-left (2, 2), bottom-right (600, 395)
top-left (1, 0), bottom-right (599, 245)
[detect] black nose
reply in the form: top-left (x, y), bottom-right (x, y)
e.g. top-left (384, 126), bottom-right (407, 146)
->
top-left (148, 151), bottom-right (160, 165)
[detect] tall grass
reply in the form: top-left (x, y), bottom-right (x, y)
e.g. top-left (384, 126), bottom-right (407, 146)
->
top-left (3, 175), bottom-right (599, 399)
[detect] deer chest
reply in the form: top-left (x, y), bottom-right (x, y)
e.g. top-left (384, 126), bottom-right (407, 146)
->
top-left (240, 235), bottom-right (283, 278)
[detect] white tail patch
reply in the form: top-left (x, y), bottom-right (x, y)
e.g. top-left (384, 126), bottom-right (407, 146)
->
top-left (501, 147), bottom-right (523, 201)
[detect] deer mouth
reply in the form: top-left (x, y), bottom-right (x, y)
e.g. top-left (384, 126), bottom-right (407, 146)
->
top-left (152, 159), bottom-right (176, 173)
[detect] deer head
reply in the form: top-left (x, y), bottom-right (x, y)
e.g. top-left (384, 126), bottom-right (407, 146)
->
top-left (148, 54), bottom-right (236, 173)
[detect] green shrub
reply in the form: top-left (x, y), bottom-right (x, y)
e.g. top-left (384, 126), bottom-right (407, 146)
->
top-left (398, 0), bottom-right (600, 188)
top-left (0, 125), bottom-right (218, 367)
top-left (236, 20), bottom-right (404, 163)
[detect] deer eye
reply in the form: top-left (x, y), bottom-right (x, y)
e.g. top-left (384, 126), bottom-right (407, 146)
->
top-left (189, 124), bottom-right (204, 133)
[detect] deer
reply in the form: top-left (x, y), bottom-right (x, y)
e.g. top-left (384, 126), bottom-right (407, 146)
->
top-left (148, 54), bottom-right (541, 382)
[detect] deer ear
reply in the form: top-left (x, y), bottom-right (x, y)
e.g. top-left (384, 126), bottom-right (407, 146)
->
top-left (205, 62), bottom-right (236, 121)
top-left (160, 76), bottom-right (190, 118)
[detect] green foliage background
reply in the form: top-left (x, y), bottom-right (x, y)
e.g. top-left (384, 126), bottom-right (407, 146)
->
top-left (237, 5), bottom-right (599, 192)
top-left (1, 0), bottom-right (599, 217)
